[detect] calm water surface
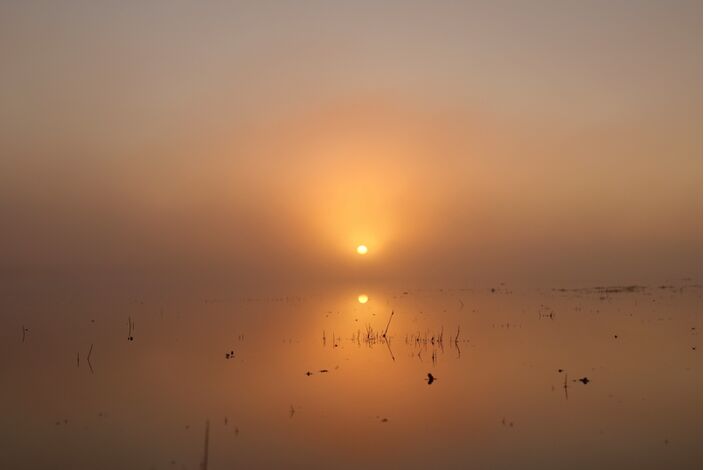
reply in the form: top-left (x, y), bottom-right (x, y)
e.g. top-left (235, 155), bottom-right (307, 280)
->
top-left (2, 282), bottom-right (701, 469)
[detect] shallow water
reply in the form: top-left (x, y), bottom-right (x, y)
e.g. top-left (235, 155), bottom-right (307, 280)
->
top-left (2, 282), bottom-right (701, 469)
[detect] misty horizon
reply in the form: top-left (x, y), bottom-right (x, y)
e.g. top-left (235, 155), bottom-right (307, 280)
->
top-left (1, 1), bottom-right (701, 290)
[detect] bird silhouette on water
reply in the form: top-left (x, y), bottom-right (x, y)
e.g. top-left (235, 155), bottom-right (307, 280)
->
top-left (426, 373), bottom-right (436, 385)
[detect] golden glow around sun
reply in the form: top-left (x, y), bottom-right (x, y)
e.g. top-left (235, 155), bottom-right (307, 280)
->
top-left (356, 244), bottom-right (368, 255)
top-left (358, 294), bottom-right (369, 304)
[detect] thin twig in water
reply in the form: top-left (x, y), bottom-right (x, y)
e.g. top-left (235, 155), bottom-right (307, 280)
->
top-left (382, 311), bottom-right (394, 338)
top-left (87, 344), bottom-right (94, 374)
top-left (201, 419), bottom-right (210, 470)
top-left (455, 325), bottom-right (461, 343)
top-left (385, 337), bottom-right (395, 361)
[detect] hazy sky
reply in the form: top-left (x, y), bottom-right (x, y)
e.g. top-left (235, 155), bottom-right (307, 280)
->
top-left (0, 0), bottom-right (700, 287)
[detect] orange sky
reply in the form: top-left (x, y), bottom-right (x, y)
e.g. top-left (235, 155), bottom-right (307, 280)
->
top-left (0, 0), bottom-right (700, 287)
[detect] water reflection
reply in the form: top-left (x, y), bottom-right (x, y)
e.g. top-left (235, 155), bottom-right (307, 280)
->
top-left (1, 282), bottom-right (701, 469)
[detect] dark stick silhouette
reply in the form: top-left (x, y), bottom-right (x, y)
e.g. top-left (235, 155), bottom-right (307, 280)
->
top-left (382, 311), bottom-right (394, 338)
top-left (201, 419), bottom-right (210, 470)
top-left (87, 344), bottom-right (94, 374)
top-left (127, 317), bottom-right (134, 341)
top-left (385, 338), bottom-right (396, 361)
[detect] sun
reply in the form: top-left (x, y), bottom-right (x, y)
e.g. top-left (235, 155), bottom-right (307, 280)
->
top-left (358, 294), bottom-right (369, 304)
top-left (356, 244), bottom-right (368, 255)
